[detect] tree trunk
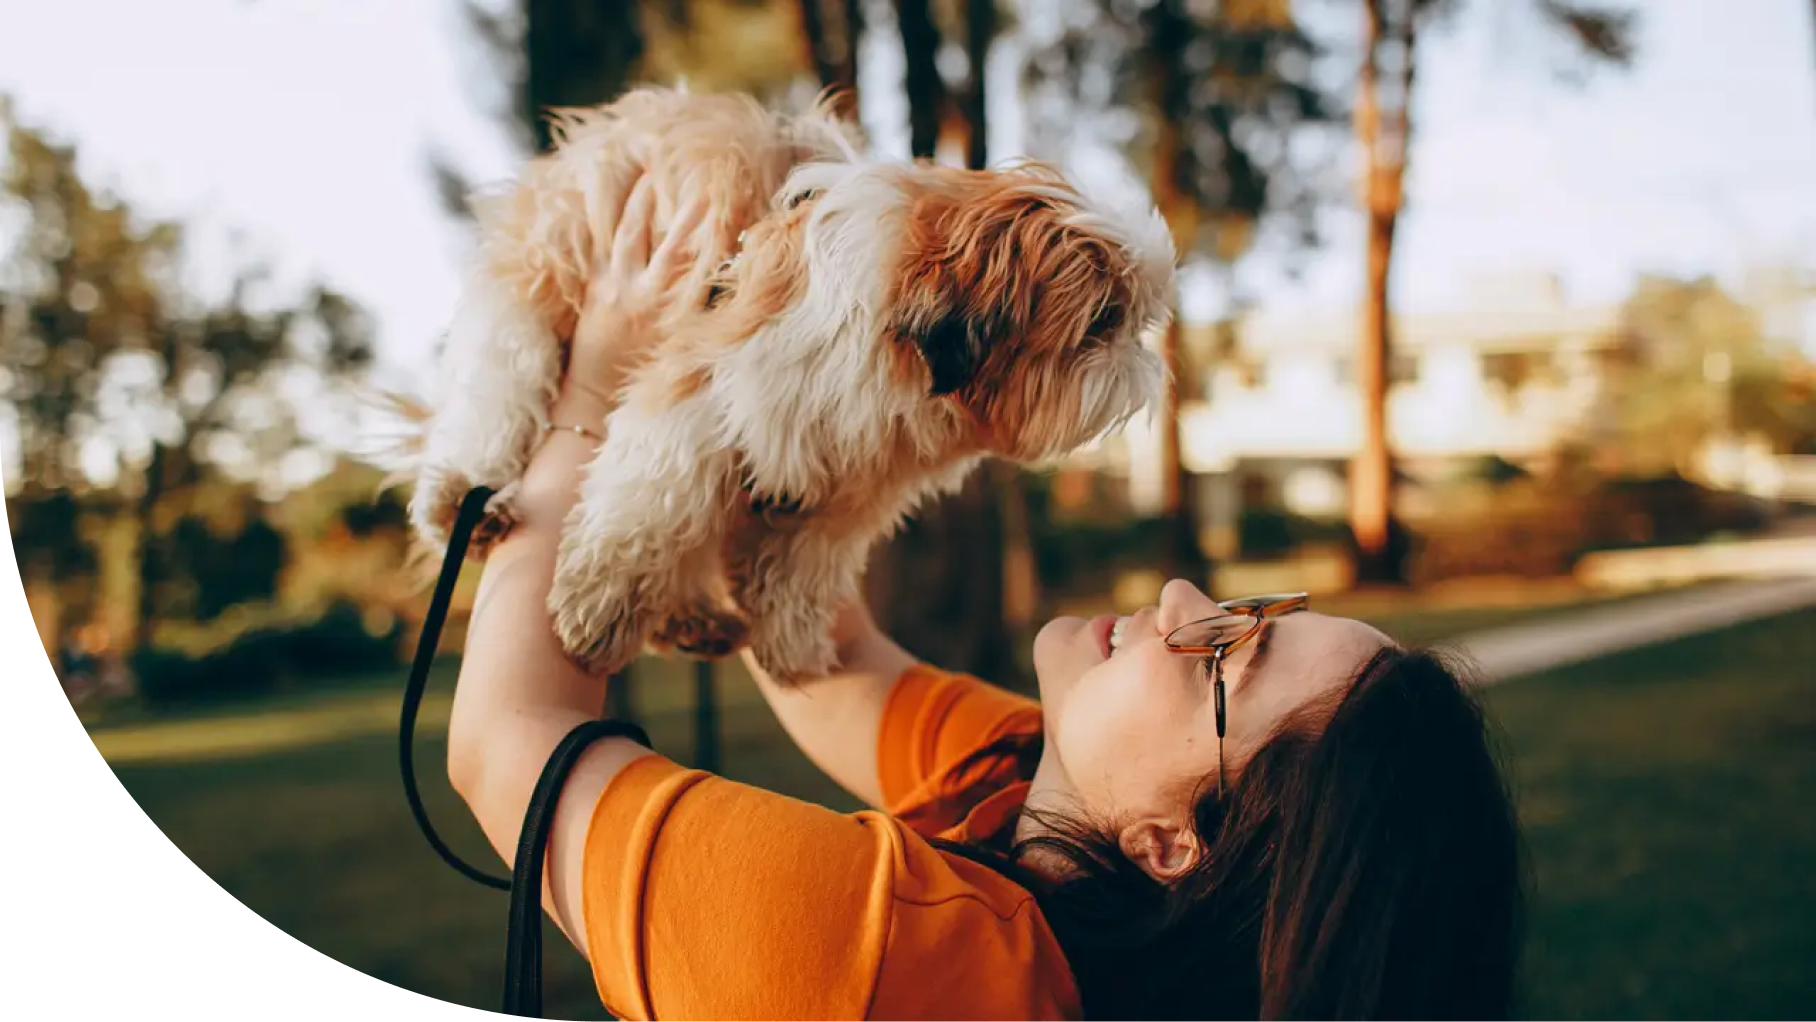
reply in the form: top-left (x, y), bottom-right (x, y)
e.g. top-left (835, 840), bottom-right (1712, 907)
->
top-left (692, 660), bottom-right (720, 772)
top-left (863, 475), bottom-right (1016, 683)
top-left (962, 0), bottom-right (1041, 667)
top-left (797, 0), bottom-right (860, 118)
top-left (132, 444), bottom-right (170, 656)
top-left (895, 0), bottom-right (947, 160)
top-left (1350, 0), bottom-right (1414, 586)
top-left (1148, 0), bottom-right (1211, 586)
top-left (523, 0), bottom-right (644, 149)
top-left (961, 0), bottom-right (995, 170)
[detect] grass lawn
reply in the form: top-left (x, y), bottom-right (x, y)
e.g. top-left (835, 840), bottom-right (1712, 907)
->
top-left (1482, 607), bottom-right (1816, 1019)
top-left (81, 593), bottom-right (1814, 1018)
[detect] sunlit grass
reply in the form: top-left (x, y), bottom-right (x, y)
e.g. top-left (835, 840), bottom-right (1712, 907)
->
top-left (90, 690), bottom-right (451, 766)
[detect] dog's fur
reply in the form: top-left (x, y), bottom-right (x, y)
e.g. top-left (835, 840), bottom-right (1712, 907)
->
top-left (390, 85), bottom-right (1176, 684)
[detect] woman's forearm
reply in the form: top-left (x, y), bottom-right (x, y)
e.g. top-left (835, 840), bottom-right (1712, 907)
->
top-left (738, 596), bottom-right (916, 809)
top-left (445, 402), bottom-right (616, 841)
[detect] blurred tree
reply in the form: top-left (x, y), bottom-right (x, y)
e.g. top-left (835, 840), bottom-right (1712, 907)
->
top-left (1022, 0), bottom-right (1342, 586)
top-left (1598, 275), bottom-right (1816, 476)
top-left (141, 500), bottom-right (290, 623)
top-left (1, 103), bottom-right (375, 657)
top-left (797, 0), bottom-right (863, 117)
top-left (1349, 0), bottom-right (1635, 584)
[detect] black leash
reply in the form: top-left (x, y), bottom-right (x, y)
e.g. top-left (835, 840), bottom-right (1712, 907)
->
top-left (400, 484), bottom-right (651, 1018)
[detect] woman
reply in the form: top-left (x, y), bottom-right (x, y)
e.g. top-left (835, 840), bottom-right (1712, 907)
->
top-left (448, 171), bottom-right (1526, 1020)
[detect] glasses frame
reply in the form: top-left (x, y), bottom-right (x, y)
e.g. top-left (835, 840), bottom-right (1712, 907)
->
top-left (1161, 593), bottom-right (1311, 799)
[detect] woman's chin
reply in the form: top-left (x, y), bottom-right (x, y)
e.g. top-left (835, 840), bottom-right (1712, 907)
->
top-left (1031, 617), bottom-right (1090, 706)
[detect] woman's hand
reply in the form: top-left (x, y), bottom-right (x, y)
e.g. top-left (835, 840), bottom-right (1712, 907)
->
top-left (551, 170), bottom-right (712, 434)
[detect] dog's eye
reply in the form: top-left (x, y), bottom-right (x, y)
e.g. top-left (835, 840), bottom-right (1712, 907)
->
top-left (704, 282), bottom-right (732, 310)
top-left (1084, 302), bottom-right (1126, 347)
top-left (785, 188), bottom-right (821, 211)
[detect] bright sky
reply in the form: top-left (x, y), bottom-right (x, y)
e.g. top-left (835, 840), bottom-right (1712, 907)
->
top-left (2, 0), bottom-right (1814, 381)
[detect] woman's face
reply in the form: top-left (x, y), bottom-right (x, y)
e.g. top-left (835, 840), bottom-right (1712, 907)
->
top-left (1031, 579), bottom-right (1393, 829)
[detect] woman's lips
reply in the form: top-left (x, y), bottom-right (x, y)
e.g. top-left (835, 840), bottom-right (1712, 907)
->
top-left (1090, 614), bottom-right (1118, 658)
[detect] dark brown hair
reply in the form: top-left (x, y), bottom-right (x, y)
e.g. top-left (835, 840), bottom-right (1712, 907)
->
top-left (936, 645), bottom-right (1527, 1020)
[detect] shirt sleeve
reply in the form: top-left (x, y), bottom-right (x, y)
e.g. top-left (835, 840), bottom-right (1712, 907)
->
top-left (875, 664), bottom-right (1044, 826)
top-left (578, 752), bottom-right (1076, 1021)
top-left (581, 754), bottom-right (891, 1020)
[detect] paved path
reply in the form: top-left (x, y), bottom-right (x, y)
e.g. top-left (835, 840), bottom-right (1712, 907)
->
top-left (1451, 574), bottom-right (1816, 685)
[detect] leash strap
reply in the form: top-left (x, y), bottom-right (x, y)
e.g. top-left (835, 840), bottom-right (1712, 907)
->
top-left (502, 718), bottom-right (651, 1018)
top-left (400, 484), bottom-right (653, 1018)
top-left (400, 485), bottom-right (511, 890)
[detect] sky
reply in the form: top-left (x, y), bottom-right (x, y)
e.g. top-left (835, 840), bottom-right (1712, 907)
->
top-left (1, 0), bottom-right (1814, 382)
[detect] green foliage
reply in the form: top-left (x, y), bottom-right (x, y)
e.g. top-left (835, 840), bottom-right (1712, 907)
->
top-left (1237, 505), bottom-right (1354, 559)
top-left (1021, 0), bottom-right (1343, 266)
top-left (1598, 275), bottom-right (1816, 472)
top-left (1, 106), bottom-right (376, 491)
top-left (1402, 472), bottom-right (1775, 584)
top-left (140, 503), bottom-right (289, 623)
top-left (8, 490), bottom-right (96, 581)
top-left (132, 601), bottom-right (402, 708)
top-left (1, 101), bottom-right (380, 648)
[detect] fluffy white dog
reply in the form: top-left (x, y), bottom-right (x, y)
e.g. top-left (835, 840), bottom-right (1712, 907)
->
top-left (388, 86), bottom-right (1175, 684)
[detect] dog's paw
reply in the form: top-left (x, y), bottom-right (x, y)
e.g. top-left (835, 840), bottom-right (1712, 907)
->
top-left (652, 602), bottom-right (749, 660)
top-left (548, 559), bottom-right (648, 676)
top-left (550, 591), bottom-right (646, 676)
top-left (466, 482), bottom-right (522, 557)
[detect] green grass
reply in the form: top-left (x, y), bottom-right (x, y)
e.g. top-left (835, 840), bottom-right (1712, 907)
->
top-left (86, 598), bottom-right (1816, 1018)
top-left (1482, 608), bottom-right (1816, 1019)
top-left (94, 659), bottom-right (861, 1020)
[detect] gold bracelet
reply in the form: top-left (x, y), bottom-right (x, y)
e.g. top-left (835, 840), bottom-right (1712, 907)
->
top-left (543, 422), bottom-right (604, 443)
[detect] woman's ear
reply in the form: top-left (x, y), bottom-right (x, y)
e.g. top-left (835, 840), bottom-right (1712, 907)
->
top-left (1118, 818), bottom-right (1201, 882)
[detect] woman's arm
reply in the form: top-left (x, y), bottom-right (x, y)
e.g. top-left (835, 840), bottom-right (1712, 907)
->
top-left (738, 598), bottom-right (915, 810)
top-left (446, 418), bottom-right (649, 957)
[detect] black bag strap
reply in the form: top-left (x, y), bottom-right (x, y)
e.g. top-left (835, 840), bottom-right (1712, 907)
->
top-left (400, 484), bottom-right (653, 1017)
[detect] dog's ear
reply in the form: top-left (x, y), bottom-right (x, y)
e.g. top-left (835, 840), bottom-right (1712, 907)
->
top-left (907, 307), bottom-right (988, 396)
top-left (891, 240), bottom-right (1007, 399)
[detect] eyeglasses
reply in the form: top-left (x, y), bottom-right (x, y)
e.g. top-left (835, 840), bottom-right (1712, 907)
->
top-left (1162, 593), bottom-right (1311, 799)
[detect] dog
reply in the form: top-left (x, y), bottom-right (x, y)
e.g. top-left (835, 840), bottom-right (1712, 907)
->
top-left (390, 85), bottom-right (1176, 684)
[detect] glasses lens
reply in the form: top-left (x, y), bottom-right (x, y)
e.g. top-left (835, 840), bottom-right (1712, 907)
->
top-left (1219, 593), bottom-right (1308, 613)
top-left (1165, 614), bottom-right (1259, 651)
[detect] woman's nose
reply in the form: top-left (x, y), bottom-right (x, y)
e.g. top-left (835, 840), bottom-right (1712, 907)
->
top-left (1157, 578), bottom-right (1216, 634)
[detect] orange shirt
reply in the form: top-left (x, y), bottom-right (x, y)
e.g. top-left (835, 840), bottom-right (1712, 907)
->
top-left (579, 663), bottom-right (1080, 1020)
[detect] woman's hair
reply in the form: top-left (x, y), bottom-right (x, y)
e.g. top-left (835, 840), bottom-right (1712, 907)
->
top-left (936, 644), bottom-right (1527, 1020)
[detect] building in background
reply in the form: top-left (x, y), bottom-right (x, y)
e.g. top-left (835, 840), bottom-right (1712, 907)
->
top-left (1075, 272), bottom-right (1632, 558)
